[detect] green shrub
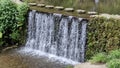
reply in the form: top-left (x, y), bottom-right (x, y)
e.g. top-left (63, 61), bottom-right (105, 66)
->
top-left (107, 49), bottom-right (120, 61)
top-left (66, 65), bottom-right (73, 68)
top-left (107, 59), bottom-right (120, 68)
top-left (0, 0), bottom-right (28, 47)
top-left (86, 17), bottom-right (120, 59)
top-left (90, 53), bottom-right (107, 64)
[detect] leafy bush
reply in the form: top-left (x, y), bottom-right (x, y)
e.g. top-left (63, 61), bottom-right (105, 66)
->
top-left (66, 66), bottom-right (73, 68)
top-left (86, 17), bottom-right (120, 59)
top-left (0, 0), bottom-right (28, 47)
top-left (90, 49), bottom-right (120, 68)
top-left (107, 59), bottom-right (120, 68)
top-left (107, 49), bottom-right (120, 61)
top-left (90, 53), bottom-right (107, 64)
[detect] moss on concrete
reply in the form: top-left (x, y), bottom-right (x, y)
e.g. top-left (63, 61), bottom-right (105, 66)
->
top-left (29, 6), bottom-right (90, 18)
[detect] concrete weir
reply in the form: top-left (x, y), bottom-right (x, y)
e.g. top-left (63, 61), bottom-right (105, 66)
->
top-left (26, 10), bottom-right (88, 64)
top-left (26, 4), bottom-right (89, 64)
top-left (1, 1), bottom-right (116, 68)
top-left (28, 3), bottom-right (98, 17)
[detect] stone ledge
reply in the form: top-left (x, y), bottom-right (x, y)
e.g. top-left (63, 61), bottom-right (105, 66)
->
top-left (87, 11), bottom-right (97, 15)
top-left (29, 3), bottom-right (37, 6)
top-left (64, 8), bottom-right (74, 12)
top-left (45, 5), bottom-right (54, 9)
top-left (54, 6), bottom-right (64, 10)
top-left (37, 4), bottom-right (45, 7)
top-left (90, 13), bottom-right (120, 19)
top-left (76, 9), bottom-right (86, 14)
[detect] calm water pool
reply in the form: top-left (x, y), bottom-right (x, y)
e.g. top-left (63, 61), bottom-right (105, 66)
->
top-left (0, 48), bottom-right (73, 68)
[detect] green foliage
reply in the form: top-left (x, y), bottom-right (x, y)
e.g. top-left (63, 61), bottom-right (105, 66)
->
top-left (107, 59), bottom-right (120, 68)
top-left (98, 0), bottom-right (120, 14)
top-left (107, 49), bottom-right (120, 61)
top-left (17, 2), bottom-right (29, 23)
top-left (90, 49), bottom-right (120, 68)
top-left (87, 17), bottom-right (120, 59)
top-left (0, 32), bottom-right (2, 38)
top-left (10, 31), bottom-right (20, 41)
top-left (0, 0), bottom-right (17, 32)
top-left (0, 0), bottom-right (28, 47)
top-left (90, 53), bottom-right (107, 64)
top-left (66, 66), bottom-right (73, 68)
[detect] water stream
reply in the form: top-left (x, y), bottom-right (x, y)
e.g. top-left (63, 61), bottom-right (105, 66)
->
top-left (0, 48), bottom-right (70, 68)
top-left (23, 10), bottom-right (88, 64)
top-left (0, 10), bottom-right (88, 68)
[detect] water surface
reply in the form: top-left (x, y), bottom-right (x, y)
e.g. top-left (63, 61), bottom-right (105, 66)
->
top-left (0, 48), bottom-right (72, 68)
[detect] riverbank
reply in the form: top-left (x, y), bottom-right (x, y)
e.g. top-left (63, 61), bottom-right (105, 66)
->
top-left (74, 62), bottom-right (107, 68)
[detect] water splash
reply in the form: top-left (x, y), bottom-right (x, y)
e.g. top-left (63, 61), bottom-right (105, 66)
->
top-left (24, 10), bottom-right (87, 65)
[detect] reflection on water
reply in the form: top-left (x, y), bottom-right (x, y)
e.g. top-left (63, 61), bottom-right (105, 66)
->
top-left (0, 48), bottom-right (73, 68)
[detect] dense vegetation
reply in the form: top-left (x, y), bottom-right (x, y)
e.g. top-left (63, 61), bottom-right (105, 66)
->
top-left (90, 49), bottom-right (120, 68)
top-left (0, 0), bottom-right (28, 49)
top-left (27, 0), bottom-right (120, 14)
top-left (87, 17), bottom-right (120, 59)
top-left (107, 59), bottom-right (120, 68)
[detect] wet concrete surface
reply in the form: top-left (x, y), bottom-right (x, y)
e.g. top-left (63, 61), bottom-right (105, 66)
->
top-left (0, 48), bottom-right (72, 68)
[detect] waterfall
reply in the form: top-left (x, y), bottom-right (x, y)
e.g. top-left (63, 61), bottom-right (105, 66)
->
top-left (25, 10), bottom-right (88, 63)
top-left (95, 0), bottom-right (99, 4)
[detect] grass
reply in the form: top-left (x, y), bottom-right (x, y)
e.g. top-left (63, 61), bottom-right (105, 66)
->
top-left (90, 49), bottom-right (120, 68)
top-left (107, 49), bottom-right (120, 61)
top-left (90, 53), bottom-right (107, 64)
top-left (107, 59), bottom-right (120, 68)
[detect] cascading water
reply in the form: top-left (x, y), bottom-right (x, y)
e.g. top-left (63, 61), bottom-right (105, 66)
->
top-left (25, 10), bottom-right (88, 64)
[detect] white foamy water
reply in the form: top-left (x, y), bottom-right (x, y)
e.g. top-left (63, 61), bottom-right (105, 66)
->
top-left (22, 10), bottom-right (88, 65)
top-left (18, 47), bottom-right (79, 65)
